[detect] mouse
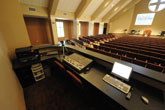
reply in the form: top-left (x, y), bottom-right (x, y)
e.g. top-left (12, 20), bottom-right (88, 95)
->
top-left (141, 96), bottom-right (149, 104)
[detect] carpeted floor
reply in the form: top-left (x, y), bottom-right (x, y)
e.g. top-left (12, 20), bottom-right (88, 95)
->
top-left (24, 70), bottom-right (124, 110)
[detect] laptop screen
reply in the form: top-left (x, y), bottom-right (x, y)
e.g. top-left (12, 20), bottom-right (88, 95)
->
top-left (111, 62), bottom-right (133, 81)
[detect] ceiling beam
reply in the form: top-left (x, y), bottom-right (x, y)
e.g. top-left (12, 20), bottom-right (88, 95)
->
top-left (91, 0), bottom-right (113, 21)
top-left (110, 0), bottom-right (141, 22)
top-left (102, 0), bottom-right (130, 22)
top-left (48, 0), bottom-right (59, 15)
top-left (75, 0), bottom-right (92, 18)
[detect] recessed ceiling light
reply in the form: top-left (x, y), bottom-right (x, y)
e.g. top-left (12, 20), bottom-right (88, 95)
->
top-left (104, 1), bottom-right (110, 7)
top-left (123, 8), bottom-right (127, 12)
top-left (114, 7), bottom-right (118, 12)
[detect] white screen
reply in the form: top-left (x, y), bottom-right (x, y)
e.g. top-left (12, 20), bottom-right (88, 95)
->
top-left (135, 13), bottom-right (155, 25)
top-left (112, 62), bottom-right (132, 81)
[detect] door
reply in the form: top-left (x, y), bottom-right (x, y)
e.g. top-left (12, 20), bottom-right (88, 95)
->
top-left (103, 23), bottom-right (108, 34)
top-left (24, 17), bottom-right (52, 45)
top-left (94, 23), bottom-right (99, 36)
top-left (80, 21), bottom-right (89, 37)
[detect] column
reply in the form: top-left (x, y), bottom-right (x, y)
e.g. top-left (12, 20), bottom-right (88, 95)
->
top-left (88, 21), bottom-right (94, 36)
top-left (49, 16), bottom-right (58, 45)
top-left (73, 20), bottom-right (79, 39)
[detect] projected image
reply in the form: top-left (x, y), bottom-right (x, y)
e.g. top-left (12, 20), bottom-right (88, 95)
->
top-left (135, 13), bottom-right (155, 25)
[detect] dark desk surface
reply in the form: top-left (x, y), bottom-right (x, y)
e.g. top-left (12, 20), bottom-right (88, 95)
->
top-left (53, 46), bottom-right (165, 110)
top-left (66, 45), bottom-right (165, 83)
top-left (79, 64), bottom-right (164, 110)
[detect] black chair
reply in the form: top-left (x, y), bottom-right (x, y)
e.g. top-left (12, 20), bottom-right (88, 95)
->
top-left (148, 56), bottom-right (164, 65)
top-left (93, 45), bottom-right (98, 49)
top-left (111, 53), bottom-right (121, 59)
top-left (136, 54), bottom-right (147, 61)
top-left (127, 52), bottom-right (137, 59)
top-left (117, 49), bottom-right (126, 56)
top-left (146, 63), bottom-right (164, 72)
top-left (121, 56), bottom-right (132, 63)
top-left (133, 59), bottom-right (147, 67)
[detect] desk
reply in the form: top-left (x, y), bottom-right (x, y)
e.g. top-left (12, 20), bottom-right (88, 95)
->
top-left (55, 46), bottom-right (165, 110)
top-left (79, 64), bottom-right (164, 110)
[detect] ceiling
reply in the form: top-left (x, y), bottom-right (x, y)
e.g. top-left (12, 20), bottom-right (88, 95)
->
top-left (20, 0), bottom-right (49, 7)
top-left (20, 0), bottom-right (140, 21)
top-left (57, 0), bottom-right (82, 12)
top-left (83, 0), bottom-right (104, 16)
top-left (98, 0), bottom-right (120, 18)
top-left (108, 0), bottom-right (132, 19)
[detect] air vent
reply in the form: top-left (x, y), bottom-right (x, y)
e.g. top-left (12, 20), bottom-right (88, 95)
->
top-left (63, 13), bottom-right (67, 16)
top-left (29, 7), bottom-right (36, 12)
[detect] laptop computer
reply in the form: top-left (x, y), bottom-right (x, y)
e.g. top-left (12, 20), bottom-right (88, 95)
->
top-left (103, 62), bottom-right (133, 94)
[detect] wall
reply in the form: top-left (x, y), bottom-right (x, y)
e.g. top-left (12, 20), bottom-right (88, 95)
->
top-left (109, 7), bottom-right (135, 33)
top-left (20, 4), bottom-right (48, 18)
top-left (130, 0), bottom-right (165, 35)
top-left (77, 14), bottom-right (91, 21)
top-left (0, 0), bottom-right (31, 58)
top-left (55, 10), bottom-right (75, 20)
top-left (0, 33), bottom-right (26, 110)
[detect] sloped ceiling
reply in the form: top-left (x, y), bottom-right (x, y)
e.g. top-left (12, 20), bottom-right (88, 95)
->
top-left (83, 0), bottom-right (104, 16)
top-left (108, 0), bottom-right (132, 20)
top-left (19, 0), bottom-right (140, 21)
top-left (98, 0), bottom-right (120, 18)
top-left (57, 0), bottom-right (82, 12)
top-left (20, 0), bottom-right (49, 7)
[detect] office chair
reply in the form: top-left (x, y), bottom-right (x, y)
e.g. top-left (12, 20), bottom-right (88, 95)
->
top-left (143, 30), bottom-right (152, 37)
top-left (54, 60), bottom-right (65, 70)
top-left (54, 60), bottom-right (83, 88)
top-left (66, 70), bottom-right (83, 88)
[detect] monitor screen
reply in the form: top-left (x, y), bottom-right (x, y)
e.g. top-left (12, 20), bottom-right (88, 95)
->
top-left (111, 62), bottom-right (133, 81)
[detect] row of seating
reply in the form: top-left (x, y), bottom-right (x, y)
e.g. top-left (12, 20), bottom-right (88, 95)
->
top-left (115, 37), bottom-right (165, 47)
top-left (86, 47), bottom-right (165, 73)
top-left (72, 35), bottom-right (165, 73)
top-left (101, 43), bottom-right (165, 59)
top-left (114, 40), bottom-right (165, 49)
top-left (82, 34), bottom-right (115, 42)
top-left (79, 37), bottom-right (91, 44)
top-left (107, 41), bottom-right (165, 53)
top-left (72, 39), bottom-right (84, 45)
top-left (118, 36), bottom-right (165, 42)
top-left (94, 45), bottom-right (165, 66)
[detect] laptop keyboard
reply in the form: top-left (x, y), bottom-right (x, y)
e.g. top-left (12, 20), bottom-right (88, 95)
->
top-left (103, 74), bottom-right (131, 94)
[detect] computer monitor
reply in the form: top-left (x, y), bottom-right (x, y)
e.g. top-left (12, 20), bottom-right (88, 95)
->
top-left (111, 62), bottom-right (133, 82)
top-left (161, 31), bottom-right (165, 36)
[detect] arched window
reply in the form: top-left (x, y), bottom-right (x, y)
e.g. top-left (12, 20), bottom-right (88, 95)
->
top-left (148, 0), bottom-right (165, 12)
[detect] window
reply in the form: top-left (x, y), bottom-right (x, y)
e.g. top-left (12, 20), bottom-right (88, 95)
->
top-left (56, 22), bottom-right (64, 37)
top-left (135, 13), bottom-right (155, 25)
top-left (148, 0), bottom-right (165, 12)
top-left (79, 23), bottom-right (81, 35)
